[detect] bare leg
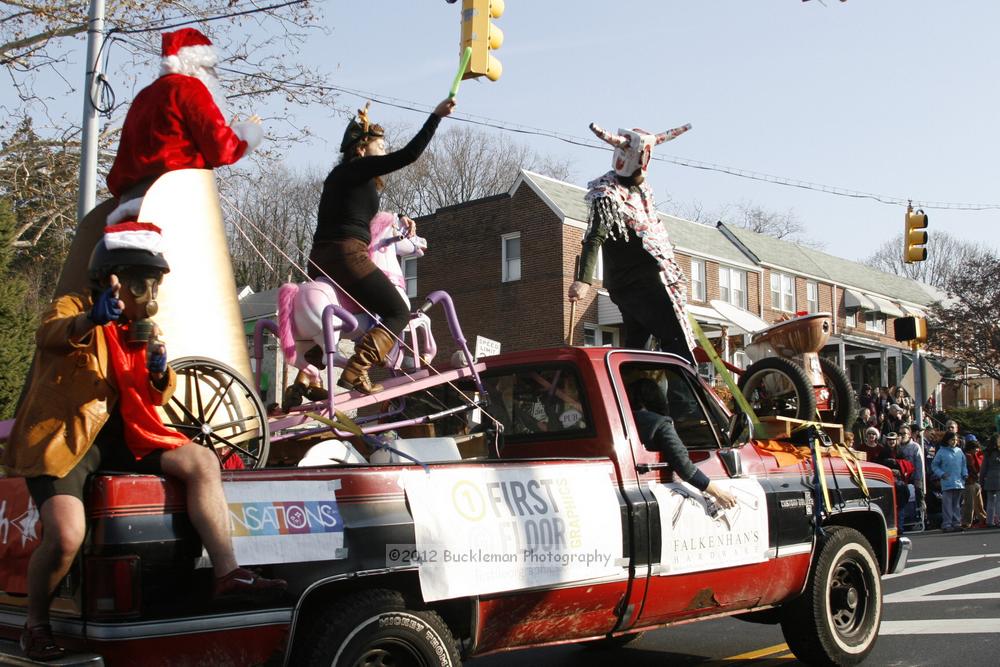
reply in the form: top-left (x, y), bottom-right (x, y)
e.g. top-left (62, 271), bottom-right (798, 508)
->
top-left (26, 495), bottom-right (86, 627)
top-left (159, 443), bottom-right (238, 576)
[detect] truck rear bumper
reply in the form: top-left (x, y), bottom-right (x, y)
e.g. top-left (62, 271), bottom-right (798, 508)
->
top-left (887, 536), bottom-right (912, 575)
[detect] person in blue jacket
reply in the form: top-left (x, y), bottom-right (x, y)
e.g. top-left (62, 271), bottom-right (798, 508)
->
top-left (932, 431), bottom-right (968, 532)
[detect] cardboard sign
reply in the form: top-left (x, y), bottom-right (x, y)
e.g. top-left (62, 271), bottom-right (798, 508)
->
top-left (649, 478), bottom-right (769, 575)
top-left (403, 465), bottom-right (624, 601)
top-left (224, 480), bottom-right (346, 565)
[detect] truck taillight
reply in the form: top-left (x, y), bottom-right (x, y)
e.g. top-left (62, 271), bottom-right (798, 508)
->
top-left (86, 556), bottom-right (141, 618)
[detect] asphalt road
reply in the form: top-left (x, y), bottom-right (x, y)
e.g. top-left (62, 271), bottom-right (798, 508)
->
top-left (469, 527), bottom-right (1000, 666)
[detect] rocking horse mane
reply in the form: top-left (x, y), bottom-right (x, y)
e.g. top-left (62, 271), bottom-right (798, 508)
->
top-left (368, 211), bottom-right (397, 256)
top-left (277, 282), bottom-right (300, 367)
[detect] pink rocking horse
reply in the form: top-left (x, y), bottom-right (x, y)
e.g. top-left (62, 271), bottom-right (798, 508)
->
top-left (277, 212), bottom-right (437, 387)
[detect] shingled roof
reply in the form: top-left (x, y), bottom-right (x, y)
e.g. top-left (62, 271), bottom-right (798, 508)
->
top-left (513, 169), bottom-right (941, 308)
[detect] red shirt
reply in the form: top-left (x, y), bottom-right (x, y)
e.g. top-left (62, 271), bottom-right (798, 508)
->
top-left (107, 74), bottom-right (248, 196)
top-left (104, 323), bottom-right (188, 458)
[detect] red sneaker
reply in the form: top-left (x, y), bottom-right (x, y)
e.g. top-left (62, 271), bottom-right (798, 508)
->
top-left (20, 623), bottom-right (65, 661)
top-left (213, 567), bottom-right (287, 601)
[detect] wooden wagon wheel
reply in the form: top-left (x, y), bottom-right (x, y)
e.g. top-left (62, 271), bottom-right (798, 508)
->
top-left (159, 356), bottom-right (270, 470)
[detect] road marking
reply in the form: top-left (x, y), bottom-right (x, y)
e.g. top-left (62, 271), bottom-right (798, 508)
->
top-left (885, 567), bottom-right (1000, 603)
top-left (884, 553), bottom-right (1000, 579)
top-left (881, 619), bottom-right (1000, 635)
top-left (719, 643), bottom-right (789, 661)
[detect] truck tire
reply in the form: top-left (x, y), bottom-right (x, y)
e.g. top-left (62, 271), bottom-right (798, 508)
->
top-left (779, 526), bottom-right (882, 666)
top-left (738, 357), bottom-right (817, 422)
top-left (818, 358), bottom-right (858, 431)
top-left (301, 589), bottom-right (461, 667)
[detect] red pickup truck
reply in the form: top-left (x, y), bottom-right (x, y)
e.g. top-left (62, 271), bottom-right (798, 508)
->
top-left (0, 346), bottom-right (909, 666)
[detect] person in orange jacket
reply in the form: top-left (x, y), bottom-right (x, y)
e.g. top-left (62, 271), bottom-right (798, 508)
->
top-left (2, 223), bottom-right (284, 660)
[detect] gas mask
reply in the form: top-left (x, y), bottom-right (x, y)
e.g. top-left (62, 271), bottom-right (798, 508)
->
top-left (121, 272), bottom-right (163, 344)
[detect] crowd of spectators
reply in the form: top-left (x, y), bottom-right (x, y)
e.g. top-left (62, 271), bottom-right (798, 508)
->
top-left (848, 383), bottom-right (999, 532)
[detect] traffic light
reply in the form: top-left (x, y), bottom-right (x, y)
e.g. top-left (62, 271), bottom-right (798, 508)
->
top-left (903, 205), bottom-right (928, 263)
top-left (894, 316), bottom-right (927, 344)
top-left (461, 0), bottom-right (503, 81)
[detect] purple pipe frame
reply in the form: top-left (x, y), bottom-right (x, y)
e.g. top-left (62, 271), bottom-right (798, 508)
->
top-left (252, 290), bottom-right (485, 442)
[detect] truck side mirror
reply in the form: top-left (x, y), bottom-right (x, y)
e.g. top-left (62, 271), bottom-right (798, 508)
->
top-left (718, 448), bottom-right (745, 478)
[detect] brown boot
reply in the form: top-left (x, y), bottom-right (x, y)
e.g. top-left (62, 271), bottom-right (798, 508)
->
top-left (338, 328), bottom-right (395, 395)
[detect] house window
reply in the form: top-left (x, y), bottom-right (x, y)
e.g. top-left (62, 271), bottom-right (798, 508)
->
top-left (770, 272), bottom-right (795, 312)
top-left (807, 281), bottom-right (818, 313)
top-left (846, 311), bottom-right (856, 328)
top-left (864, 311), bottom-right (886, 334)
top-left (582, 324), bottom-right (618, 347)
top-left (719, 266), bottom-right (747, 309)
top-left (502, 232), bottom-right (521, 282)
top-left (690, 258), bottom-right (705, 302)
top-left (401, 257), bottom-right (417, 299)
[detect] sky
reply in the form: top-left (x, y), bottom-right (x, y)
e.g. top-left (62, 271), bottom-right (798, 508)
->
top-left (294, 0), bottom-right (1000, 262)
top-left (17, 0), bottom-right (1000, 263)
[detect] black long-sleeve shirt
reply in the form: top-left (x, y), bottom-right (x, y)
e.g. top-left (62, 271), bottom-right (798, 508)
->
top-left (313, 114), bottom-right (441, 245)
top-left (632, 408), bottom-right (710, 491)
top-left (576, 196), bottom-right (661, 291)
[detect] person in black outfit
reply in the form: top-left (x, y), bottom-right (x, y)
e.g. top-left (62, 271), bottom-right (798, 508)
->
top-left (567, 122), bottom-right (697, 362)
top-left (627, 379), bottom-right (736, 508)
top-left (308, 98), bottom-right (455, 393)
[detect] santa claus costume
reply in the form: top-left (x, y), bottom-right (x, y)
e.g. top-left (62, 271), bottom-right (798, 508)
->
top-left (572, 122), bottom-right (697, 362)
top-left (106, 27), bottom-right (262, 223)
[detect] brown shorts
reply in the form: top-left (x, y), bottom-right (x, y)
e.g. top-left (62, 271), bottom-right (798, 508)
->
top-left (25, 411), bottom-right (167, 508)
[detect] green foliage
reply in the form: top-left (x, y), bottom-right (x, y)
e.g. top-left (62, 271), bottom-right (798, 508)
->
top-left (941, 406), bottom-right (999, 440)
top-left (0, 198), bottom-right (36, 419)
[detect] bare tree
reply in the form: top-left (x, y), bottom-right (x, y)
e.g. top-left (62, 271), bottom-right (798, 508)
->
top-left (927, 255), bottom-right (1000, 382)
top-left (673, 199), bottom-right (821, 248)
top-left (862, 231), bottom-right (992, 292)
top-left (221, 164), bottom-right (322, 291)
top-left (380, 125), bottom-right (573, 217)
top-left (2, 1), bottom-right (337, 183)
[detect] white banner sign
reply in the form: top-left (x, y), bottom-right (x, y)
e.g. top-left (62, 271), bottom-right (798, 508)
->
top-left (403, 465), bottom-right (624, 601)
top-left (649, 478), bottom-right (769, 575)
top-left (223, 480), bottom-right (346, 565)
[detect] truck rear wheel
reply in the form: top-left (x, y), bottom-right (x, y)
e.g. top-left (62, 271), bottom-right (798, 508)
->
top-left (301, 589), bottom-right (461, 667)
top-left (779, 526), bottom-right (882, 666)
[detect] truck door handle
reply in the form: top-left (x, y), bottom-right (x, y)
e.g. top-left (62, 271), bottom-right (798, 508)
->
top-left (636, 462), bottom-right (674, 474)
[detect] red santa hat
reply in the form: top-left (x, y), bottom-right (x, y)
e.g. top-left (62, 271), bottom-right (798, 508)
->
top-left (103, 221), bottom-right (165, 254)
top-left (160, 27), bottom-right (218, 77)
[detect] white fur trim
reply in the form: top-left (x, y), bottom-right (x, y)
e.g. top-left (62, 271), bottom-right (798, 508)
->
top-left (160, 44), bottom-right (218, 78)
top-left (104, 229), bottom-right (163, 253)
top-left (107, 197), bottom-right (143, 226)
top-left (231, 121), bottom-right (264, 152)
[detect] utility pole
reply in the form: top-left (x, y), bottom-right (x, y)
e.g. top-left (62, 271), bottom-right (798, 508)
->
top-left (912, 342), bottom-right (926, 531)
top-left (76, 0), bottom-right (106, 222)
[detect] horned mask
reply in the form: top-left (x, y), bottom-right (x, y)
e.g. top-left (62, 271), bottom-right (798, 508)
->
top-left (589, 122), bottom-right (692, 177)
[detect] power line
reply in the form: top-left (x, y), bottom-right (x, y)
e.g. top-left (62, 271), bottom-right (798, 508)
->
top-left (110, 0), bottom-right (311, 35)
top-left (217, 69), bottom-right (1000, 213)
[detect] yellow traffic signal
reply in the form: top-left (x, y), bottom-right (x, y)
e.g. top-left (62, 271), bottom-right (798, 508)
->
top-left (461, 0), bottom-right (503, 81)
top-left (893, 316), bottom-right (927, 344)
top-left (903, 205), bottom-right (928, 263)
